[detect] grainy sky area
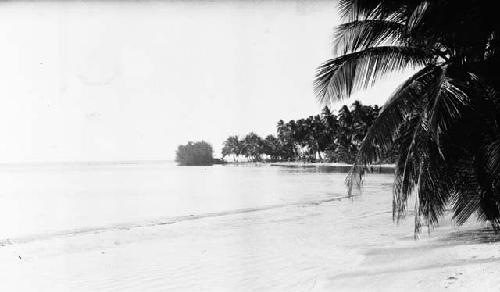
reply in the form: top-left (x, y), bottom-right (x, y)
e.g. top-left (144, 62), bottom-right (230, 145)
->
top-left (0, 0), bottom-right (411, 162)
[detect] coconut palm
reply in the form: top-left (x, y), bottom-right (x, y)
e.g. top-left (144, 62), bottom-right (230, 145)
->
top-left (222, 135), bottom-right (241, 162)
top-left (277, 120), bottom-right (296, 160)
top-left (310, 114), bottom-right (327, 161)
top-left (315, 0), bottom-right (500, 233)
top-left (242, 132), bottom-right (264, 162)
top-left (321, 106), bottom-right (340, 161)
top-left (263, 134), bottom-right (281, 161)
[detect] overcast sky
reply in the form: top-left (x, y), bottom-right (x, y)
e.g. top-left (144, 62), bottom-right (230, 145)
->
top-left (0, 1), bottom-right (411, 162)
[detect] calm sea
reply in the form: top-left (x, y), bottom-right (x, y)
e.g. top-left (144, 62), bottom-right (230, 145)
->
top-left (0, 162), bottom-right (393, 240)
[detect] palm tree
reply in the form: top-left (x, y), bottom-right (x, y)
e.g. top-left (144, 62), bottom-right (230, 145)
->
top-left (277, 120), bottom-right (286, 141)
top-left (311, 115), bottom-right (327, 161)
top-left (315, 0), bottom-right (500, 233)
top-left (321, 106), bottom-right (340, 161)
top-left (222, 135), bottom-right (241, 162)
top-left (263, 134), bottom-right (281, 161)
top-left (277, 120), bottom-right (295, 161)
top-left (336, 105), bottom-right (356, 163)
top-left (287, 120), bottom-right (300, 160)
top-left (351, 101), bottom-right (378, 150)
top-left (242, 132), bottom-right (264, 162)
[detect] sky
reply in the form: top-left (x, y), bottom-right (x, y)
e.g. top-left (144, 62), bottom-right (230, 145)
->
top-left (0, 0), bottom-right (412, 162)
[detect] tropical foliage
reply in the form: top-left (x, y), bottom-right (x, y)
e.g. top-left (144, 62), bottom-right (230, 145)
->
top-left (175, 141), bottom-right (214, 166)
top-left (221, 101), bottom-right (384, 163)
top-left (315, 0), bottom-right (500, 234)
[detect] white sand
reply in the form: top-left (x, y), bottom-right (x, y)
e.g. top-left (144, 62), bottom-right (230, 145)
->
top-left (1, 189), bottom-right (499, 291)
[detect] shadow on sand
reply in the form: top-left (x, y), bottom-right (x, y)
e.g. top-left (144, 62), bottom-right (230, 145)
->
top-left (329, 227), bottom-right (500, 282)
top-left (440, 227), bottom-right (500, 244)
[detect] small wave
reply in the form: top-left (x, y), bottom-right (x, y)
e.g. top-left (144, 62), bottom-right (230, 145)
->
top-left (0, 195), bottom-right (351, 247)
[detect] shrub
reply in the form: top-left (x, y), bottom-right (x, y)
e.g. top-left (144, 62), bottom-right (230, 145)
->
top-left (175, 141), bottom-right (214, 166)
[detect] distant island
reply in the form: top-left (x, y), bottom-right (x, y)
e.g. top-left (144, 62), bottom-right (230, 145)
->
top-left (175, 141), bottom-right (224, 166)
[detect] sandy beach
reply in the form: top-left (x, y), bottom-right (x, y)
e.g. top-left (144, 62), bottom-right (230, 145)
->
top-left (1, 173), bottom-right (498, 291)
top-left (2, 0), bottom-right (499, 290)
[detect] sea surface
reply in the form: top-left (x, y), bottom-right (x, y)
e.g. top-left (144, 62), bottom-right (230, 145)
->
top-left (0, 162), bottom-right (495, 291)
top-left (4, 162), bottom-right (456, 291)
top-left (0, 162), bottom-right (393, 241)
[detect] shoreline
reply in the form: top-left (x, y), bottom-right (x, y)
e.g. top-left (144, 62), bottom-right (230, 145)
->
top-left (269, 161), bottom-right (395, 167)
top-left (223, 161), bottom-right (395, 167)
top-left (1, 174), bottom-right (498, 291)
top-left (223, 161), bottom-right (396, 173)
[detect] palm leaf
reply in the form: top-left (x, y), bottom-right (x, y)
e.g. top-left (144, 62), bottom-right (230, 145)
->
top-left (333, 20), bottom-right (407, 55)
top-left (338, 0), bottom-right (420, 22)
top-left (416, 139), bottom-right (452, 229)
top-left (407, 1), bottom-right (429, 30)
top-left (315, 46), bottom-right (431, 103)
top-left (345, 65), bottom-right (442, 197)
top-left (427, 76), bottom-right (469, 155)
top-left (450, 155), bottom-right (482, 225)
top-left (331, 0), bottom-right (500, 234)
top-left (360, 65), bottom-right (442, 163)
top-left (392, 115), bottom-right (421, 221)
top-left (486, 138), bottom-right (500, 181)
top-left (471, 149), bottom-right (500, 225)
top-left (394, 118), bottom-right (451, 233)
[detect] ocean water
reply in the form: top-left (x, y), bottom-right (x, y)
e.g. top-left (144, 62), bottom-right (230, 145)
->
top-left (0, 162), bottom-right (407, 291)
top-left (0, 162), bottom-right (393, 240)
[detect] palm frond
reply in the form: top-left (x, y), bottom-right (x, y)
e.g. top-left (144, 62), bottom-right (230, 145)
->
top-left (437, 73), bottom-right (500, 226)
top-left (331, 0), bottom-right (500, 234)
top-left (394, 118), bottom-right (451, 232)
top-left (338, 0), bottom-right (421, 22)
top-left (345, 65), bottom-right (442, 197)
top-left (472, 149), bottom-right (500, 224)
top-left (428, 78), bottom-right (468, 130)
top-left (486, 138), bottom-right (500, 180)
top-left (315, 46), bottom-right (431, 103)
top-left (333, 20), bottom-right (407, 55)
top-left (416, 141), bottom-right (451, 228)
top-left (345, 64), bottom-right (455, 232)
top-left (391, 115), bottom-right (420, 221)
top-left (450, 155), bottom-right (482, 225)
top-left (407, 1), bottom-right (429, 30)
top-left (356, 65), bottom-right (442, 164)
top-left (338, 0), bottom-right (379, 21)
top-left (427, 77), bottom-right (469, 155)
top-left (394, 114), bottom-right (426, 224)
top-left (390, 72), bottom-right (453, 229)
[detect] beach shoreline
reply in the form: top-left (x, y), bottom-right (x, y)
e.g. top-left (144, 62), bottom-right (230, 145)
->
top-left (222, 161), bottom-right (396, 174)
top-left (1, 174), bottom-right (498, 291)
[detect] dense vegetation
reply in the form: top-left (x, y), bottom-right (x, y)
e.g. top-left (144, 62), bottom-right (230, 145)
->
top-left (175, 141), bottom-right (214, 166)
top-left (221, 101), bottom-right (391, 163)
top-left (315, 0), bottom-right (500, 233)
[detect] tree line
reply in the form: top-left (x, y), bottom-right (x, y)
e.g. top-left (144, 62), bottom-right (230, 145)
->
top-left (222, 101), bottom-right (393, 163)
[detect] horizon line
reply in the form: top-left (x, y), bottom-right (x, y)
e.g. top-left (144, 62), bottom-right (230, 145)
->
top-left (0, 159), bottom-right (175, 167)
